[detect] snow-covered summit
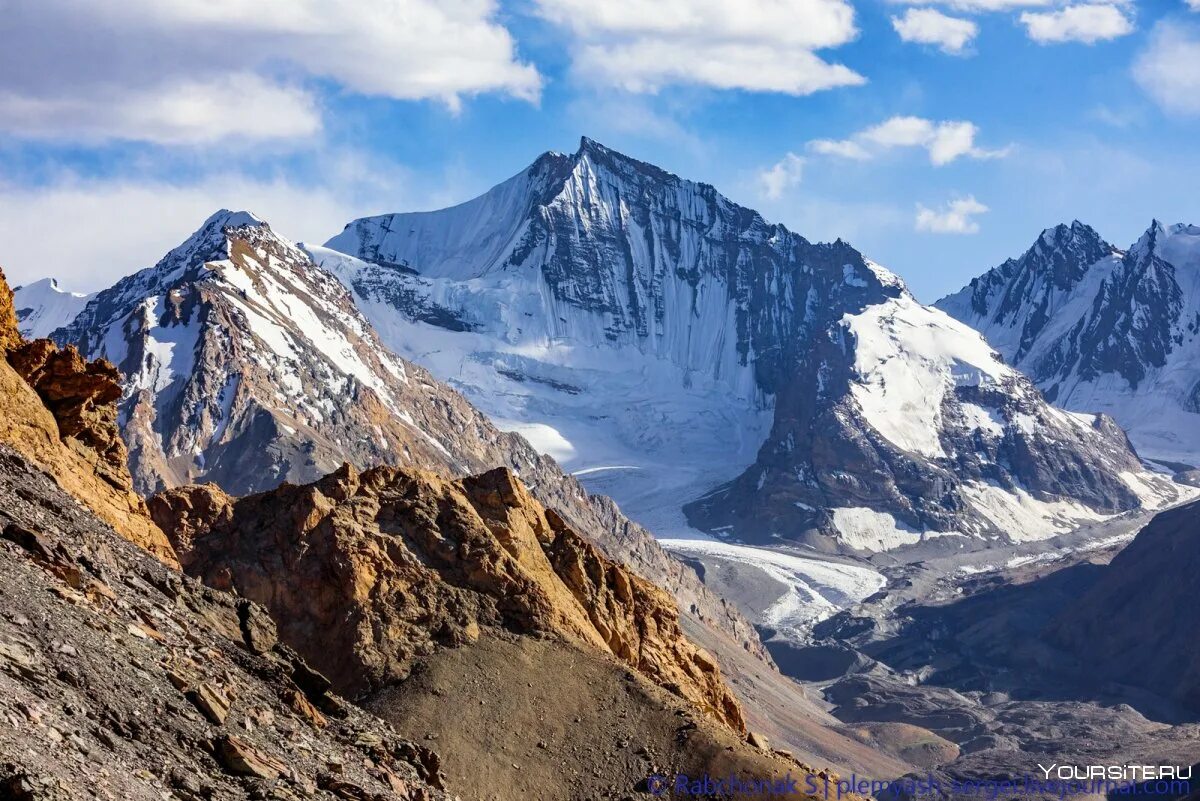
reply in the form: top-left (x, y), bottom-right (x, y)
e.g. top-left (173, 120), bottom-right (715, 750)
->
top-left (938, 219), bottom-right (1200, 467)
top-left (50, 210), bottom-right (499, 495)
top-left (12, 277), bottom-right (93, 339)
top-left (323, 139), bottom-right (1187, 552)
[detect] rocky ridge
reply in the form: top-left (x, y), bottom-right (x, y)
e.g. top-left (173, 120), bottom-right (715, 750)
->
top-left (0, 443), bottom-right (451, 801)
top-left (0, 266), bottom-right (176, 565)
top-left (937, 220), bottom-right (1200, 468)
top-left (150, 463), bottom-right (746, 732)
top-left (0, 264), bottom-right (450, 799)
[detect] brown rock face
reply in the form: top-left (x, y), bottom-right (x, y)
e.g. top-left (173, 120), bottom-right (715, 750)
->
top-left (152, 463), bottom-right (746, 732)
top-left (0, 267), bottom-right (19, 352)
top-left (7, 340), bottom-right (128, 489)
top-left (0, 442), bottom-right (449, 801)
top-left (0, 269), bottom-right (177, 566)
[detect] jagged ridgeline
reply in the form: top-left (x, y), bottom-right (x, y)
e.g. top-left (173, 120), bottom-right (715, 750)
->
top-left (938, 220), bottom-right (1200, 477)
top-left (35, 210), bottom-right (766, 660)
top-left (320, 137), bottom-right (1188, 551)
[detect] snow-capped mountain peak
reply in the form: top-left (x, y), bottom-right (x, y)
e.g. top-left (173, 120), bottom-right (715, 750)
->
top-left (323, 139), bottom-right (1190, 552)
top-left (12, 276), bottom-right (94, 339)
top-left (50, 210), bottom-right (489, 495)
top-left (937, 218), bottom-right (1200, 468)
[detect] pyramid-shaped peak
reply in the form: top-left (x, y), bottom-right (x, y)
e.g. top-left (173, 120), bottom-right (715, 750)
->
top-left (570, 136), bottom-right (678, 184)
top-left (202, 209), bottom-right (267, 231)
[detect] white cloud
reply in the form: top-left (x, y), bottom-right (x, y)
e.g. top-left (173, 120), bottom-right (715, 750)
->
top-left (1020, 4), bottom-right (1134, 43)
top-left (758, 153), bottom-right (806, 199)
top-left (915, 195), bottom-right (989, 234)
top-left (534, 0), bottom-right (865, 95)
top-left (0, 75), bottom-right (320, 147)
top-left (1133, 21), bottom-right (1200, 115)
top-left (0, 1), bottom-right (540, 145)
top-left (0, 163), bottom-right (413, 292)
top-left (809, 116), bottom-right (1009, 165)
top-left (809, 139), bottom-right (873, 159)
top-left (894, 0), bottom-right (1051, 11)
top-left (1189, 0), bottom-right (1200, 10)
top-left (892, 9), bottom-right (979, 54)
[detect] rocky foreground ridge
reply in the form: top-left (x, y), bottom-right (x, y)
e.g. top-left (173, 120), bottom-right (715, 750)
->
top-left (1, 266), bottom-right (450, 799)
top-left (0, 265), bottom-right (860, 799)
top-left (150, 463), bottom-right (746, 732)
top-left (0, 267), bottom-right (175, 565)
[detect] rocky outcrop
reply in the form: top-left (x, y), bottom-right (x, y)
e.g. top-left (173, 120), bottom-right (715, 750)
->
top-left (0, 269), bottom-right (176, 566)
top-left (151, 463), bottom-right (746, 732)
top-left (7, 339), bottom-right (128, 491)
top-left (0, 442), bottom-right (448, 801)
top-left (0, 267), bottom-right (20, 352)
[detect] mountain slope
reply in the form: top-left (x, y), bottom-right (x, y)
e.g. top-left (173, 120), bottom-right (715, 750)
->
top-left (0, 440), bottom-right (454, 801)
top-left (150, 463), bottom-right (746, 731)
top-left (938, 221), bottom-right (1200, 470)
top-left (1, 267), bottom-right (176, 564)
top-left (0, 269), bottom-right (858, 801)
top-left (37, 210), bottom-right (770, 670)
top-left (0, 267), bottom-right (450, 801)
top-left (322, 138), bottom-right (1185, 551)
top-left (1048, 498), bottom-right (1200, 712)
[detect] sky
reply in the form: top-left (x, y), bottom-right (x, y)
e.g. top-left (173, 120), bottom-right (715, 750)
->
top-left (0, 0), bottom-right (1197, 303)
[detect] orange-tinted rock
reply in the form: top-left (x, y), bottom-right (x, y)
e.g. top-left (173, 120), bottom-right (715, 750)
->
top-left (153, 463), bottom-right (746, 732)
top-left (0, 267), bottom-right (19, 352)
top-left (0, 269), bottom-right (177, 566)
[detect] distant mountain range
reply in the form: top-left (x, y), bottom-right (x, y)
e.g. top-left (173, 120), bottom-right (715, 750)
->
top-left (938, 220), bottom-right (1200, 474)
top-left (13, 208), bottom-right (766, 665)
top-left (319, 137), bottom-right (1189, 550)
top-left (14, 139), bottom-right (1196, 556)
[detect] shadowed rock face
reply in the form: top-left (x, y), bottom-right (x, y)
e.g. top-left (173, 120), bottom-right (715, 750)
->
top-left (151, 463), bottom-right (747, 733)
top-left (0, 267), bottom-right (177, 566)
top-left (1048, 499), bottom-right (1200, 712)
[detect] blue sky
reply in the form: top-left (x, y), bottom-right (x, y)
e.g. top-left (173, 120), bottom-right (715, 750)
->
top-left (0, 0), bottom-right (1197, 302)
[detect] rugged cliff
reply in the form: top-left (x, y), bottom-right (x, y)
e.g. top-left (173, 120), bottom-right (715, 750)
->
top-left (151, 463), bottom-right (746, 732)
top-left (0, 266), bottom-right (176, 565)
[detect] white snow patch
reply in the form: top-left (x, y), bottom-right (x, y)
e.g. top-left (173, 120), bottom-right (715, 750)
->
top-left (495, 419), bottom-right (578, 463)
top-left (12, 278), bottom-right (93, 338)
top-left (843, 296), bottom-right (1009, 458)
top-left (960, 482), bottom-right (1110, 542)
top-left (829, 506), bottom-right (962, 551)
top-left (660, 539), bottom-right (885, 637)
